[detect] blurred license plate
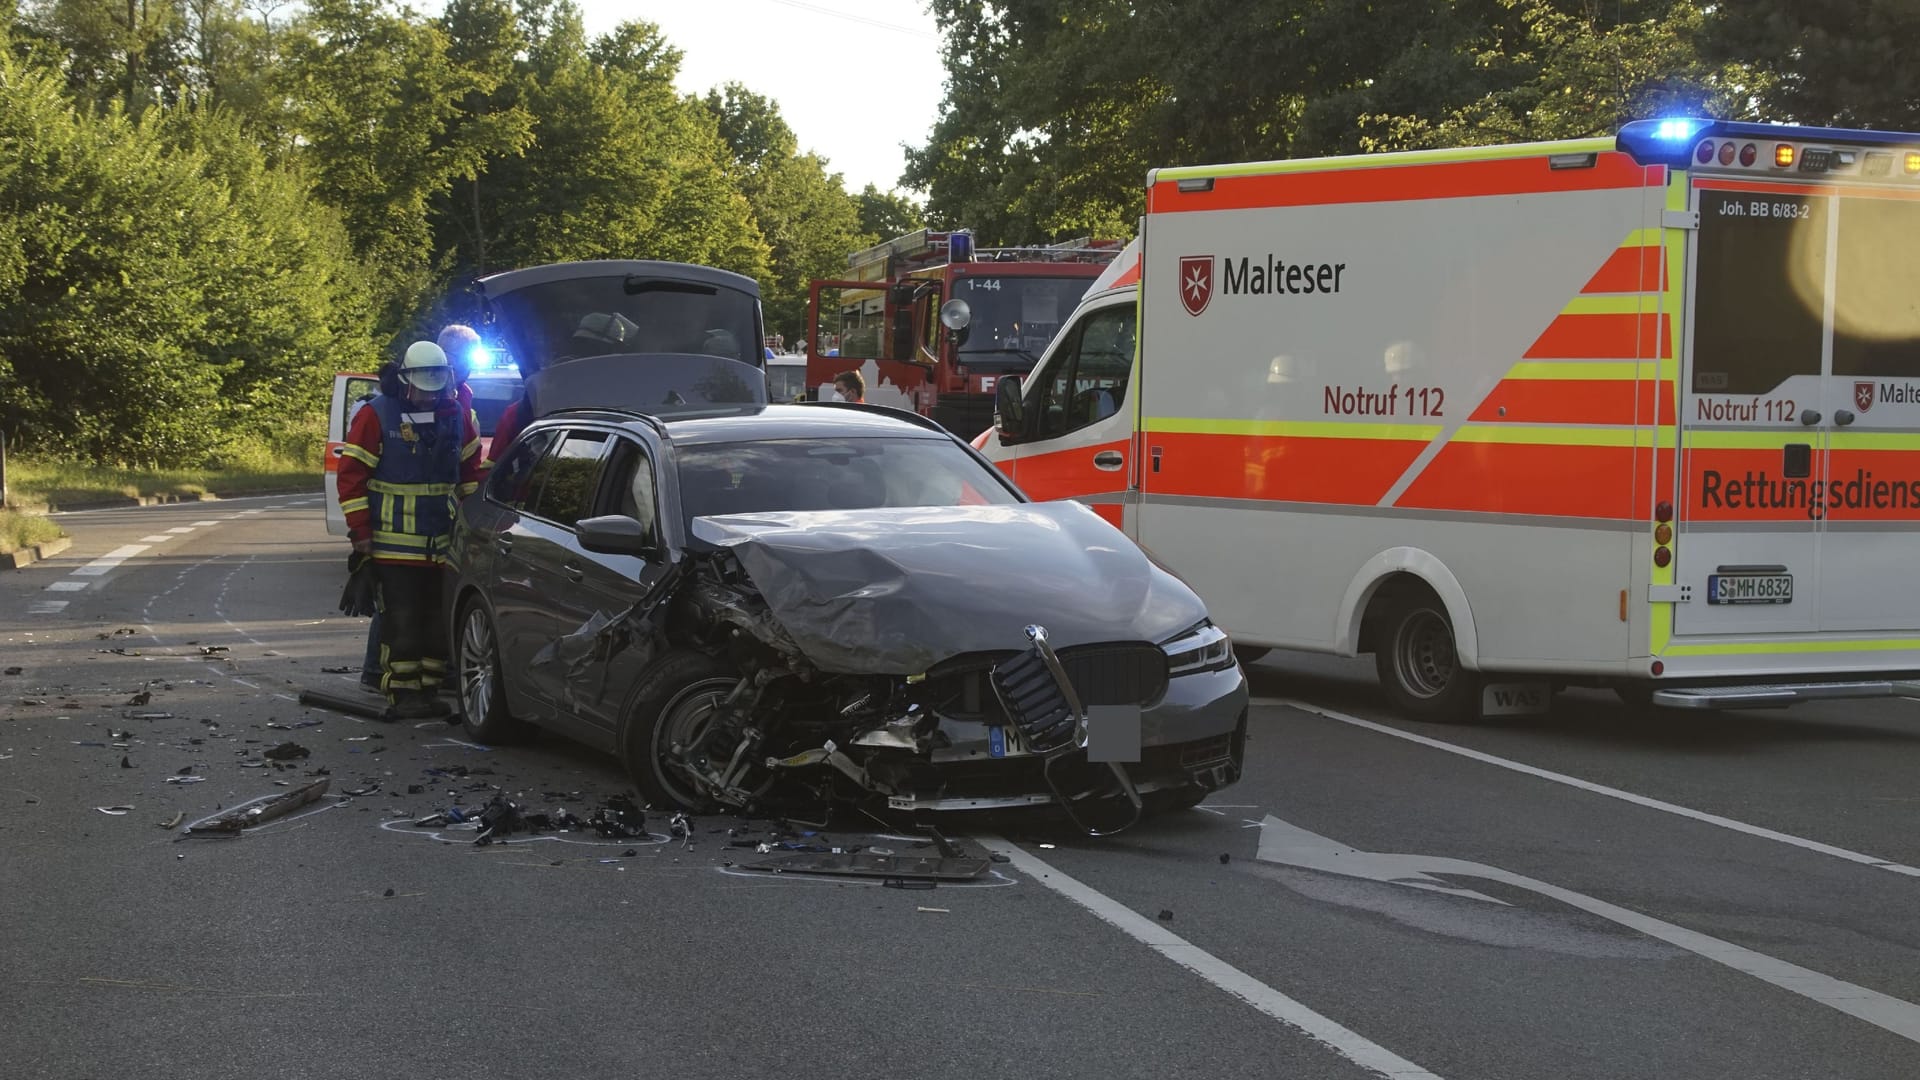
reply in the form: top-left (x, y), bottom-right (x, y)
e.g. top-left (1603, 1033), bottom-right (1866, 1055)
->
top-left (1707, 573), bottom-right (1792, 605)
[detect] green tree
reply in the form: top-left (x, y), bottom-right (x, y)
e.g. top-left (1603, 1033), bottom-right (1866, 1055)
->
top-left (1708, 0), bottom-right (1920, 131)
top-left (855, 183), bottom-right (924, 241)
top-left (278, 0), bottom-right (527, 325)
top-left (703, 82), bottom-right (861, 342)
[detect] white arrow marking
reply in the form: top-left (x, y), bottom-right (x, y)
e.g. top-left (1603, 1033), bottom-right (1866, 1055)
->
top-left (1256, 815), bottom-right (1920, 1045)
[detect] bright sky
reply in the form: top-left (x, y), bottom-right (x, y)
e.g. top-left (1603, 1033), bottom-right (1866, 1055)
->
top-left (599, 0), bottom-right (947, 195)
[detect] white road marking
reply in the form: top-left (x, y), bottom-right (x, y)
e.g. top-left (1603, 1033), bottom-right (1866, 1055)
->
top-left (238, 509), bottom-right (263, 515)
top-left (46, 492), bottom-right (312, 518)
top-left (1255, 814), bottom-right (1920, 1046)
top-left (44, 581), bottom-right (89, 592)
top-left (71, 544), bottom-right (151, 577)
top-left (138, 535), bottom-right (174, 543)
top-left (28, 601), bottom-right (69, 614)
top-left (978, 834), bottom-right (1445, 1080)
top-left (191, 520), bottom-right (219, 526)
top-left (165, 526), bottom-right (196, 534)
top-left (1263, 697), bottom-right (1920, 878)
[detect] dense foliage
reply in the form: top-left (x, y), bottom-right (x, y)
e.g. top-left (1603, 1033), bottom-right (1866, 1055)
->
top-left (1, 0), bottom-right (1912, 463)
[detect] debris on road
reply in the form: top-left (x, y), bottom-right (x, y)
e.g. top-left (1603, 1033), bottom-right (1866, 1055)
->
top-left (95, 806), bottom-right (134, 815)
top-left (125, 711), bottom-right (173, 720)
top-left (126, 691), bottom-right (151, 706)
top-left (198, 646), bottom-right (228, 656)
top-left (164, 776), bottom-right (205, 785)
top-left (4, 667), bottom-right (22, 675)
top-left (1157, 909), bottom-right (1174, 922)
top-left (262, 742), bottom-right (310, 761)
top-left (183, 779), bottom-right (329, 836)
top-left (917, 906), bottom-right (950, 913)
top-left (320, 666), bottom-right (358, 675)
top-left (158, 811), bottom-right (184, 830)
top-left (119, 755), bottom-right (134, 769)
top-left (590, 796), bottom-right (647, 839)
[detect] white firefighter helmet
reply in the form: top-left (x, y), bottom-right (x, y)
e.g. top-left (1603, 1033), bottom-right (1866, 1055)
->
top-left (398, 340), bottom-right (451, 393)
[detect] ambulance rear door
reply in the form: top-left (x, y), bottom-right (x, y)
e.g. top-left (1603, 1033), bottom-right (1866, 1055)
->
top-left (1675, 164), bottom-right (1920, 636)
top-left (325, 373), bottom-right (378, 537)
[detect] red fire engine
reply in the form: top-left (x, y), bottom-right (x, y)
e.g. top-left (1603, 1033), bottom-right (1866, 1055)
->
top-left (806, 228), bottom-right (1122, 434)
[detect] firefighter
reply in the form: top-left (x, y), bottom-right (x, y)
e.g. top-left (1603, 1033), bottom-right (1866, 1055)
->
top-left (337, 341), bottom-right (485, 719)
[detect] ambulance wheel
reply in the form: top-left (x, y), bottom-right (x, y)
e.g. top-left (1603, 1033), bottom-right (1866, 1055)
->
top-left (456, 597), bottom-right (523, 743)
top-left (1376, 601), bottom-right (1478, 723)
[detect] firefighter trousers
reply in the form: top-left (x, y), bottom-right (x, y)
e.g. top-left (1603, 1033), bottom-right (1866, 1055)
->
top-left (375, 563), bottom-right (446, 701)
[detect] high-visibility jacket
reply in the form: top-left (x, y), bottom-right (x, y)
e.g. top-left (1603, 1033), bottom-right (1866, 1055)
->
top-left (337, 394), bottom-right (484, 565)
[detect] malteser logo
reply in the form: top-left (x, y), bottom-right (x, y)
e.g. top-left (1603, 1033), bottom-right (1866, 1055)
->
top-left (1178, 255), bottom-right (1213, 316)
top-left (1855, 381), bottom-right (1875, 413)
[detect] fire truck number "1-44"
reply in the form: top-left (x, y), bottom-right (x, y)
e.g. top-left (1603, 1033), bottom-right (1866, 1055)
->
top-left (1324, 385), bottom-right (1445, 417)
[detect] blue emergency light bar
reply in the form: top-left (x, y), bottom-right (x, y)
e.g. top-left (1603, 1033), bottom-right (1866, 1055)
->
top-left (1618, 117), bottom-right (1920, 169)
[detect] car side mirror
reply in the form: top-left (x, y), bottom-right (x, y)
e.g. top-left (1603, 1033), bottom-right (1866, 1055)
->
top-left (576, 515), bottom-right (658, 559)
top-left (995, 374), bottom-right (1025, 441)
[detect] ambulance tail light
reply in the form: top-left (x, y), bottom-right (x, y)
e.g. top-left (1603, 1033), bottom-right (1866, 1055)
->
top-left (1695, 140), bottom-right (1715, 165)
top-left (1717, 141), bottom-right (1736, 166)
top-left (1651, 660), bottom-right (1665, 677)
top-left (1654, 546), bottom-right (1672, 568)
top-left (1655, 500), bottom-right (1673, 523)
top-left (1775, 144), bottom-right (1796, 168)
top-left (1739, 143), bottom-right (1758, 167)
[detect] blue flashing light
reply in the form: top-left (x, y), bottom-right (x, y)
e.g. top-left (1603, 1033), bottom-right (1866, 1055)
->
top-left (1654, 117), bottom-right (1709, 142)
top-left (949, 230), bottom-right (974, 263)
top-left (466, 344), bottom-right (495, 369)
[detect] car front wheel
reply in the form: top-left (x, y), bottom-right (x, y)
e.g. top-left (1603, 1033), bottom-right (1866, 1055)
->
top-left (620, 651), bottom-right (760, 813)
top-left (457, 598), bottom-right (523, 743)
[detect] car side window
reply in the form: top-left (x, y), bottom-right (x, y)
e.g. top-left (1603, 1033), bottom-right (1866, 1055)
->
top-left (528, 430), bottom-right (610, 529)
top-left (601, 437), bottom-right (661, 550)
top-left (485, 427), bottom-right (558, 510)
top-left (1033, 304), bottom-right (1135, 440)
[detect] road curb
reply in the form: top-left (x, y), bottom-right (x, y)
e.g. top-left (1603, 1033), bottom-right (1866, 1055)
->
top-left (2, 535), bottom-right (72, 570)
top-left (41, 487), bottom-right (321, 513)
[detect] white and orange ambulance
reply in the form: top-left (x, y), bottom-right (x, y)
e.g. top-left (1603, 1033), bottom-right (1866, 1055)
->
top-left (980, 118), bottom-right (1920, 720)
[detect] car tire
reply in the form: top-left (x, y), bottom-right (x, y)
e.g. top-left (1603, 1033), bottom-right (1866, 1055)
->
top-left (1375, 600), bottom-right (1479, 723)
top-left (619, 650), bottom-right (741, 813)
top-left (456, 597), bottom-right (524, 743)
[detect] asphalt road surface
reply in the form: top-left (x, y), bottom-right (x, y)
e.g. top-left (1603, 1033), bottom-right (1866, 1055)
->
top-left (5, 495), bottom-right (1920, 1079)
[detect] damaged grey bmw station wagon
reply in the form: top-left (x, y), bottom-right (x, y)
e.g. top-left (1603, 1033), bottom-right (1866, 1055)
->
top-left (447, 260), bottom-right (1247, 835)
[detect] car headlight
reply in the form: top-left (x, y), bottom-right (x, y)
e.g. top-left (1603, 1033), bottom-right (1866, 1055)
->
top-left (1161, 621), bottom-right (1233, 676)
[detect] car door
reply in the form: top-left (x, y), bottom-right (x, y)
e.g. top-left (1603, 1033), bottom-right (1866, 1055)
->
top-left (476, 426), bottom-right (561, 715)
top-left (512, 428), bottom-right (615, 713)
top-left (562, 434), bottom-right (674, 739)
top-left (324, 373), bottom-right (379, 536)
top-left (1004, 300), bottom-right (1138, 528)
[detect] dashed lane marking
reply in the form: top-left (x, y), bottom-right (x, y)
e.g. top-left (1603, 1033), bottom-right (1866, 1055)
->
top-left (138, 535), bottom-right (174, 543)
top-left (44, 581), bottom-right (88, 592)
top-left (71, 544), bottom-right (151, 577)
top-left (191, 520), bottom-right (219, 526)
top-left (165, 526), bottom-right (196, 534)
top-left (27, 601), bottom-right (69, 615)
top-left (1265, 697), bottom-right (1920, 879)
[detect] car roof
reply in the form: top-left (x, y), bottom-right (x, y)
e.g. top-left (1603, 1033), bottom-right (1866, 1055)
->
top-left (538, 403), bottom-right (953, 445)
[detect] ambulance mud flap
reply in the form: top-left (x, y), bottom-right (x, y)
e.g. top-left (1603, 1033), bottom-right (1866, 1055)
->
top-left (990, 625), bottom-right (1145, 837)
top-left (1480, 682), bottom-right (1553, 718)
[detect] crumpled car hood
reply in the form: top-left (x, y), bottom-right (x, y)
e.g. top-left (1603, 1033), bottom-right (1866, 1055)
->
top-left (689, 502), bottom-right (1208, 675)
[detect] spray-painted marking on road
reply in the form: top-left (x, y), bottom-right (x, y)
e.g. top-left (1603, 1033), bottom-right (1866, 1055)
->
top-left (1262, 697), bottom-right (1920, 879)
top-left (1254, 814), bottom-right (1920, 1046)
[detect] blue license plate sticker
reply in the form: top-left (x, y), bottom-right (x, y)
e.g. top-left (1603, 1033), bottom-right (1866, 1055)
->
top-left (988, 726), bottom-right (1006, 759)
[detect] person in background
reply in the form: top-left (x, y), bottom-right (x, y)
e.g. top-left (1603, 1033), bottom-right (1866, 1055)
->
top-left (337, 341), bottom-right (485, 719)
top-left (438, 323), bottom-right (484, 443)
top-left (833, 370), bottom-right (865, 404)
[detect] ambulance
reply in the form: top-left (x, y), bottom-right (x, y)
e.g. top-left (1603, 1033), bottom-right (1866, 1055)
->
top-left (979, 118), bottom-right (1920, 720)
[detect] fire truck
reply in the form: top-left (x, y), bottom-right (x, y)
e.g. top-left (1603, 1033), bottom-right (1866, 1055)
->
top-left (806, 228), bottom-right (1122, 434)
top-left (980, 117), bottom-right (1920, 721)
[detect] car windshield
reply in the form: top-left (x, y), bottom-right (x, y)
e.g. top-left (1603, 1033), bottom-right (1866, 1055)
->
top-left (954, 274), bottom-right (1092, 364)
top-left (674, 436), bottom-right (1019, 526)
top-left (489, 275), bottom-right (761, 372)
